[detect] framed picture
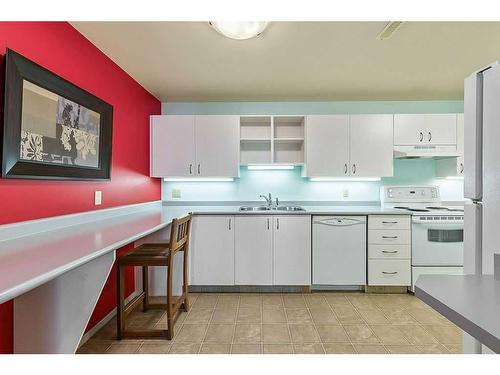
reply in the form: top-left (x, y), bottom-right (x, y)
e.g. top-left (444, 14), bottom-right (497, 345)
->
top-left (1, 48), bottom-right (113, 180)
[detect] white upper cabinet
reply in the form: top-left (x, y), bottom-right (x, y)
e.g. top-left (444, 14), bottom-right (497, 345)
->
top-left (304, 115), bottom-right (350, 177)
top-left (425, 114), bottom-right (457, 144)
top-left (151, 115), bottom-right (196, 177)
top-left (436, 113), bottom-right (464, 177)
top-left (273, 216), bottom-right (311, 285)
top-left (150, 115), bottom-right (240, 177)
top-left (394, 114), bottom-right (457, 145)
top-left (304, 114), bottom-right (393, 177)
top-left (349, 114), bottom-right (394, 177)
top-left (195, 115), bottom-right (240, 177)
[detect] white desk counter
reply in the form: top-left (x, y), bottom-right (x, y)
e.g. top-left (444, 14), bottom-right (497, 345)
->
top-left (0, 201), bottom-right (189, 353)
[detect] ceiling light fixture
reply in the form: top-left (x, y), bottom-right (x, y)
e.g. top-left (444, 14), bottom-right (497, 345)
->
top-left (209, 21), bottom-right (268, 40)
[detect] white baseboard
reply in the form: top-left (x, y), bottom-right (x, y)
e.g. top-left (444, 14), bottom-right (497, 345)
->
top-left (78, 289), bottom-right (141, 348)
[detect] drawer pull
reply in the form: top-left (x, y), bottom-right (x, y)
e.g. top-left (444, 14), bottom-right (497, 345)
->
top-left (382, 235), bottom-right (398, 239)
top-left (382, 271), bottom-right (398, 275)
top-left (382, 221), bottom-right (398, 224)
top-left (382, 250), bottom-right (398, 254)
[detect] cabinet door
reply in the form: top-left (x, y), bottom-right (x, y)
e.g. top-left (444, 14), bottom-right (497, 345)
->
top-left (235, 216), bottom-right (273, 285)
top-left (273, 216), bottom-right (311, 285)
top-left (304, 115), bottom-right (349, 177)
top-left (190, 215), bottom-right (235, 285)
top-left (195, 115), bottom-right (240, 177)
top-left (457, 114), bottom-right (465, 175)
top-left (349, 114), bottom-right (394, 177)
top-left (425, 114), bottom-right (457, 144)
top-left (393, 114), bottom-right (425, 145)
top-left (150, 115), bottom-right (196, 177)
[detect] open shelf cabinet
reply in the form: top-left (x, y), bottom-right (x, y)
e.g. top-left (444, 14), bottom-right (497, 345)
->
top-left (240, 115), bottom-right (305, 165)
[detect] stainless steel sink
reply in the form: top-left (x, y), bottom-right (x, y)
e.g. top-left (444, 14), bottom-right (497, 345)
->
top-left (239, 205), bottom-right (271, 211)
top-left (275, 206), bottom-right (305, 211)
top-left (239, 205), bottom-right (305, 212)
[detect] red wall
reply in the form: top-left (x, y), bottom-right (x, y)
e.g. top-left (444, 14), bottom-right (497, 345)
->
top-left (0, 22), bottom-right (162, 353)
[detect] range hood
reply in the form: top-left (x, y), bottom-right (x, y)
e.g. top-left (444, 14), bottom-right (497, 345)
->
top-left (393, 145), bottom-right (460, 159)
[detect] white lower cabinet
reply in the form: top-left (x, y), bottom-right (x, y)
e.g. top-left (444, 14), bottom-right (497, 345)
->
top-left (273, 216), bottom-right (311, 285)
top-left (368, 259), bottom-right (411, 286)
top-left (234, 216), bottom-right (274, 285)
top-left (190, 214), bottom-right (311, 286)
top-left (190, 215), bottom-right (235, 285)
top-left (368, 215), bottom-right (411, 286)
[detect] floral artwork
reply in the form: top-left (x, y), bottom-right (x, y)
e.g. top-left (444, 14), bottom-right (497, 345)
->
top-left (20, 130), bottom-right (44, 161)
top-left (19, 80), bottom-right (101, 168)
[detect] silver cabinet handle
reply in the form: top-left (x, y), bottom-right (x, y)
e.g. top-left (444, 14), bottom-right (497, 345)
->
top-left (382, 235), bottom-right (398, 239)
top-left (276, 218), bottom-right (280, 230)
top-left (419, 132), bottom-right (423, 142)
top-left (228, 218), bottom-right (231, 230)
top-left (189, 164), bottom-right (193, 174)
top-left (428, 132), bottom-right (432, 142)
top-left (382, 271), bottom-right (398, 275)
top-left (460, 163), bottom-right (464, 174)
top-left (382, 221), bottom-right (398, 224)
top-left (382, 250), bottom-right (398, 254)
top-left (344, 163), bottom-right (348, 174)
top-left (267, 218), bottom-right (270, 230)
top-left (197, 164), bottom-right (201, 174)
top-left (352, 164), bottom-right (356, 174)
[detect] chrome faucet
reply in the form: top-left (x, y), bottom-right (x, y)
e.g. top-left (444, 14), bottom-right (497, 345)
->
top-left (259, 193), bottom-right (272, 207)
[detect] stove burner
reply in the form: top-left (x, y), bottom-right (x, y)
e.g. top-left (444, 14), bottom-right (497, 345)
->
top-left (393, 206), bottom-right (431, 212)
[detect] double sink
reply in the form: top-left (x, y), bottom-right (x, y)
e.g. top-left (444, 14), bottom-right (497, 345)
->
top-left (239, 205), bottom-right (305, 212)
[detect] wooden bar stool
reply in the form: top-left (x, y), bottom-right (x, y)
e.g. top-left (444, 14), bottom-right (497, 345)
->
top-left (116, 214), bottom-right (192, 340)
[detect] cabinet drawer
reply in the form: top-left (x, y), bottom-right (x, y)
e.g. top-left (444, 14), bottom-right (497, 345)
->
top-left (368, 215), bottom-right (410, 230)
top-left (368, 244), bottom-right (411, 259)
top-left (368, 229), bottom-right (410, 244)
top-left (368, 259), bottom-right (411, 286)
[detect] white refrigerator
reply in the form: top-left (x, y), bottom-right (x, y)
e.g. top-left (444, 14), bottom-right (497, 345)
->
top-left (463, 61), bottom-right (500, 354)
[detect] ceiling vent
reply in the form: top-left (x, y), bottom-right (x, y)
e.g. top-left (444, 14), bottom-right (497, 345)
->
top-left (377, 22), bottom-right (403, 40)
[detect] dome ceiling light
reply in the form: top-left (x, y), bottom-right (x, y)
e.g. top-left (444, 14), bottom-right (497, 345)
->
top-left (209, 21), bottom-right (269, 40)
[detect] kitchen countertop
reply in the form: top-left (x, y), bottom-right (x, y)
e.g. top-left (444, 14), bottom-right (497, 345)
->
top-left (415, 274), bottom-right (500, 353)
top-left (0, 204), bottom-right (187, 304)
top-left (166, 204), bottom-right (412, 216)
top-left (0, 202), bottom-right (413, 305)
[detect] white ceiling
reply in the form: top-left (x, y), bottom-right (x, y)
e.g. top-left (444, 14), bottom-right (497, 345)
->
top-left (71, 22), bottom-right (500, 102)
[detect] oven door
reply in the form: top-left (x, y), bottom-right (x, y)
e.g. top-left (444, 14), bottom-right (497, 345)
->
top-left (412, 221), bottom-right (464, 266)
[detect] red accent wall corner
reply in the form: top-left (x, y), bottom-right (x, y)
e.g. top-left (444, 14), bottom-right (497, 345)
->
top-left (0, 21), bottom-right (162, 354)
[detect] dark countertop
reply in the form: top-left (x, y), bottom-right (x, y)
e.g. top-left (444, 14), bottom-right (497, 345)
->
top-left (415, 274), bottom-right (500, 353)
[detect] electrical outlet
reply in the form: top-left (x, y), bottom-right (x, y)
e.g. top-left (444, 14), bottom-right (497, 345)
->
top-left (172, 188), bottom-right (181, 199)
top-left (95, 191), bottom-right (102, 205)
top-left (342, 189), bottom-right (349, 198)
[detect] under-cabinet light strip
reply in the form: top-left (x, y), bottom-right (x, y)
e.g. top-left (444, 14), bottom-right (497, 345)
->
top-left (163, 177), bottom-right (234, 182)
top-left (309, 177), bottom-right (381, 182)
top-left (247, 165), bottom-right (295, 170)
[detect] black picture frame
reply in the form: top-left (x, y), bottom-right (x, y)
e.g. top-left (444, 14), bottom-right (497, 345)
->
top-left (1, 48), bottom-right (113, 180)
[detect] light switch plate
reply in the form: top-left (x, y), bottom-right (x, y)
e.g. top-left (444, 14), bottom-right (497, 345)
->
top-left (172, 188), bottom-right (181, 199)
top-left (95, 191), bottom-right (102, 205)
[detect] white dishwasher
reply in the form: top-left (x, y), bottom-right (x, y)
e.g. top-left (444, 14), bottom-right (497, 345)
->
top-left (312, 216), bottom-right (367, 286)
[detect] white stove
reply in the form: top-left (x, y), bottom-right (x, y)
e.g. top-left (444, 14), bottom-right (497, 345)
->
top-left (381, 186), bottom-right (464, 291)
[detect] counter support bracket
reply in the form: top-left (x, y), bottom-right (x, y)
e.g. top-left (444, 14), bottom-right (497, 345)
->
top-left (13, 252), bottom-right (115, 354)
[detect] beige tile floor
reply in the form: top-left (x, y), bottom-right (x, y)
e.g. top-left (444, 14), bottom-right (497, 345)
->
top-left (77, 292), bottom-right (463, 354)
